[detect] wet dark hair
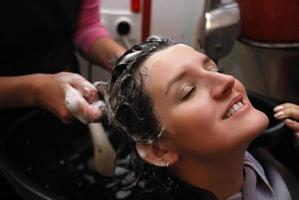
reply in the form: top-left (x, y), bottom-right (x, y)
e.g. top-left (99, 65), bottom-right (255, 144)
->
top-left (107, 36), bottom-right (175, 144)
top-left (104, 35), bottom-right (175, 184)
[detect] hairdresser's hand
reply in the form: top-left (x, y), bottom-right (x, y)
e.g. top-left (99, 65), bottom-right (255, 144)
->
top-left (35, 72), bottom-right (103, 124)
top-left (274, 103), bottom-right (299, 139)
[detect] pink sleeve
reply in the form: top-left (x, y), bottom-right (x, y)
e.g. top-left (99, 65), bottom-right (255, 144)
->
top-left (73, 0), bottom-right (110, 54)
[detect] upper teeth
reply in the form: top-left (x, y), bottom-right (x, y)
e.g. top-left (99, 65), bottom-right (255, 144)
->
top-left (224, 101), bottom-right (244, 119)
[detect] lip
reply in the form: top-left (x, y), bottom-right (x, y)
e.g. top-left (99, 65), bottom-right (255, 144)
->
top-left (223, 94), bottom-right (247, 120)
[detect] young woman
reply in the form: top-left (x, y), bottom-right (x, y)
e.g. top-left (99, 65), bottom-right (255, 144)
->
top-left (105, 36), bottom-right (298, 200)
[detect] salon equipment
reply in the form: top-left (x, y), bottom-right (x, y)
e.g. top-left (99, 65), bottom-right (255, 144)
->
top-left (63, 83), bottom-right (116, 176)
top-left (87, 81), bottom-right (117, 177)
top-left (88, 97), bottom-right (117, 177)
top-left (0, 109), bottom-right (132, 200)
top-left (197, 0), bottom-right (299, 103)
top-left (237, 0), bottom-right (299, 44)
top-left (197, 0), bottom-right (240, 61)
top-left (248, 91), bottom-right (294, 149)
top-left (248, 91), bottom-right (299, 178)
top-left (88, 123), bottom-right (116, 177)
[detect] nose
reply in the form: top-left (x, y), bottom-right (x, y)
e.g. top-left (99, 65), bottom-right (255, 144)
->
top-left (210, 73), bottom-right (235, 99)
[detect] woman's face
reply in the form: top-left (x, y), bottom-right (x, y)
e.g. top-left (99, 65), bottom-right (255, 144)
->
top-left (142, 44), bottom-right (269, 160)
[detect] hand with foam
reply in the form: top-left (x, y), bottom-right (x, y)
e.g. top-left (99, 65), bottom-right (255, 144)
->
top-left (54, 72), bottom-right (106, 124)
top-left (34, 72), bottom-right (104, 124)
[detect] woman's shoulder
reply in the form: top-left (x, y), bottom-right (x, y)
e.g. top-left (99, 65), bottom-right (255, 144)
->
top-left (250, 148), bottom-right (299, 199)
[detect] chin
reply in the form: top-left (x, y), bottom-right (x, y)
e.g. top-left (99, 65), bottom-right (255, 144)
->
top-left (246, 108), bottom-right (269, 139)
top-left (233, 108), bottom-right (269, 149)
top-left (256, 108), bottom-right (269, 129)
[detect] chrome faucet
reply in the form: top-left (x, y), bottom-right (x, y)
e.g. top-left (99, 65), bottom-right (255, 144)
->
top-left (197, 0), bottom-right (240, 61)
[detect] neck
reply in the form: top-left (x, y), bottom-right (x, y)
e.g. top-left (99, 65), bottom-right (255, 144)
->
top-left (174, 149), bottom-right (246, 200)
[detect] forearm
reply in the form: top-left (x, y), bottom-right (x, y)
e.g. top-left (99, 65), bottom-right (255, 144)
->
top-left (73, 0), bottom-right (125, 71)
top-left (0, 74), bottom-right (40, 108)
top-left (87, 36), bottom-right (125, 71)
top-left (0, 72), bottom-right (105, 124)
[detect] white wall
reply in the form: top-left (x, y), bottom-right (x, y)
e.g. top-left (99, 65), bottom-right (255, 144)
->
top-left (101, 0), bottom-right (131, 10)
top-left (151, 0), bottom-right (204, 46)
top-left (100, 0), bottom-right (205, 47)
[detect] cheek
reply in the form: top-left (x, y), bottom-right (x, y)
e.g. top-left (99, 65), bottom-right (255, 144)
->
top-left (167, 103), bottom-right (220, 154)
top-left (169, 98), bottom-right (215, 133)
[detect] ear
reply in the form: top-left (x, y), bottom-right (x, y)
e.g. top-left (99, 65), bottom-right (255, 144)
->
top-left (136, 142), bottom-right (178, 167)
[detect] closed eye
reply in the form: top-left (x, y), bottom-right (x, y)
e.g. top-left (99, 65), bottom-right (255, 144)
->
top-left (181, 85), bottom-right (196, 101)
top-left (216, 68), bottom-right (224, 73)
top-left (206, 65), bottom-right (224, 73)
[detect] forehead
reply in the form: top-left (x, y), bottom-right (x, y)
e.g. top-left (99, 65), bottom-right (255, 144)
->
top-left (142, 44), bottom-right (206, 83)
top-left (144, 44), bottom-right (196, 69)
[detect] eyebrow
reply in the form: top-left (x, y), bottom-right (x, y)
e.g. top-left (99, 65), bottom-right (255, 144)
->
top-left (164, 56), bottom-right (212, 95)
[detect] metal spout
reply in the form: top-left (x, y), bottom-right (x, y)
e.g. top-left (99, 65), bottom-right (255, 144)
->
top-left (197, 0), bottom-right (240, 61)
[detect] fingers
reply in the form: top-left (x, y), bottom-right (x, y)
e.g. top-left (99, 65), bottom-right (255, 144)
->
top-left (91, 100), bottom-right (107, 115)
top-left (274, 103), bottom-right (299, 120)
top-left (54, 72), bottom-right (108, 123)
top-left (274, 103), bottom-right (299, 141)
top-left (55, 72), bottom-right (99, 103)
top-left (71, 79), bottom-right (99, 103)
top-left (64, 84), bottom-right (103, 124)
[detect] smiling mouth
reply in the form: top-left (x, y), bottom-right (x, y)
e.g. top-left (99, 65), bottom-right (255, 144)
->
top-left (223, 99), bottom-right (245, 119)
